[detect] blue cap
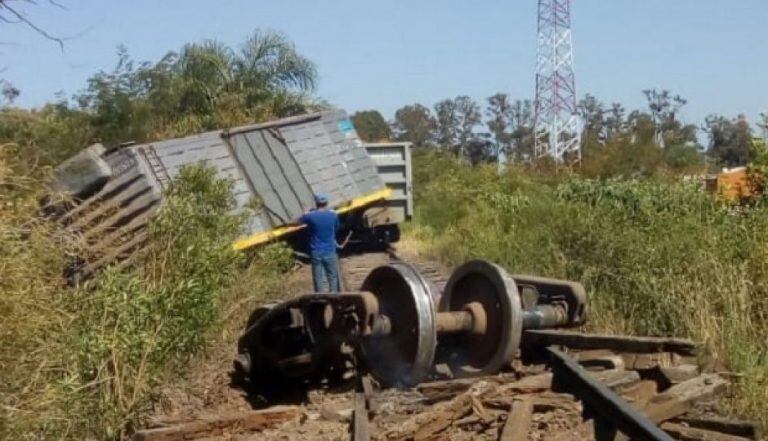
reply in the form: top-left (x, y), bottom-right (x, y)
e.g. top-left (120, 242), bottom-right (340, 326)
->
top-left (314, 193), bottom-right (329, 204)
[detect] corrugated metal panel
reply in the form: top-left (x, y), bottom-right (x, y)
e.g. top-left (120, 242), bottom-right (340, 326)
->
top-left (227, 129), bottom-right (312, 225)
top-left (364, 142), bottom-right (413, 222)
top-left (280, 110), bottom-right (381, 207)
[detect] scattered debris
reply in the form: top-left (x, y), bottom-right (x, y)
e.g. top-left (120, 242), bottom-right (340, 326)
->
top-left (499, 396), bottom-right (533, 441)
top-left (131, 406), bottom-right (300, 441)
top-left (642, 374), bottom-right (730, 424)
top-left (661, 422), bottom-right (751, 441)
top-left (320, 401), bottom-right (353, 423)
top-left (353, 392), bottom-right (371, 441)
top-left (659, 364), bottom-right (701, 385)
top-left (138, 251), bottom-right (757, 441)
top-left (672, 416), bottom-right (763, 440)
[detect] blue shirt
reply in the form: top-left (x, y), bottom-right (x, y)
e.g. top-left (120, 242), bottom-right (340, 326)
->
top-left (299, 209), bottom-right (339, 256)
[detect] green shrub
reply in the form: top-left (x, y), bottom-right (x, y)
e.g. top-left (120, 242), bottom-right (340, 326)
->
top-left (0, 163), bottom-right (250, 439)
top-left (66, 165), bottom-right (244, 438)
top-left (407, 152), bottom-right (768, 424)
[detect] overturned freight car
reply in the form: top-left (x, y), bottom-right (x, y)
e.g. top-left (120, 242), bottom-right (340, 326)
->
top-left (49, 109), bottom-right (406, 277)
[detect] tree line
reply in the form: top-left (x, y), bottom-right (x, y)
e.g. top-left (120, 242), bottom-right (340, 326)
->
top-left (352, 91), bottom-right (768, 173)
top-left (1, 26), bottom-right (766, 175)
top-left (0, 29), bottom-right (319, 166)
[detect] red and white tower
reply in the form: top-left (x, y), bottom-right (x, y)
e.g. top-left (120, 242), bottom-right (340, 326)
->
top-left (534, 0), bottom-right (580, 161)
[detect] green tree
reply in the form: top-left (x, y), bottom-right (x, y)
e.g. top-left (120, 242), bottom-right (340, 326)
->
top-left (234, 30), bottom-right (317, 115)
top-left (434, 98), bottom-right (459, 148)
top-left (509, 99), bottom-right (534, 160)
top-left (642, 89), bottom-right (695, 148)
top-left (485, 94), bottom-right (536, 163)
top-left (705, 114), bottom-right (754, 167)
top-left (75, 30), bottom-right (318, 146)
top-left (0, 102), bottom-right (93, 166)
top-left (578, 94), bottom-right (606, 147)
top-left (662, 143), bottom-right (704, 172)
top-left (76, 45), bottom-right (155, 145)
top-left (576, 91), bottom-right (703, 176)
top-left (351, 110), bottom-right (391, 142)
top-left (454, 96), bottom-right (482, 155)
top-left (392, 104), bottom-right (436, 147)
top-left (171, 40), bottom-right (236, 118)
top-left (486, 93), bottom-right (513, 159)
top-left (627, 111), bottom-right (656, 145)
top-left (434, 96), bottom-right (481, 157)
top-left (605, 103), bottom-right (627, 142)
top-left (758, 111), bottom-right (768, 144)
top-left (465, 136), bottom-right (496, 166)
top-left (1, 80), bottom-right (19, 105)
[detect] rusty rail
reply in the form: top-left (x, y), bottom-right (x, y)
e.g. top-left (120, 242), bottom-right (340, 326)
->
top-left (547, 347), bottom-right (674, 441)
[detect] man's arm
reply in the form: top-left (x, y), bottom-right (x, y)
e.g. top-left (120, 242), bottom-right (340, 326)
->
top-left (286, 212), bottom-right (309, 227)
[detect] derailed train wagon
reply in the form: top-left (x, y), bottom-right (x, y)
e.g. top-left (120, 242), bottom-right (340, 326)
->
top-left (49, 109), bottom-right (401, 277)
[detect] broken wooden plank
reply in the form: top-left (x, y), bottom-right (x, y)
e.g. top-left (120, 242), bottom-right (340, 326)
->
top-left (417, 379), bottom-right (468, 398)
top-left (500, 397), bottom-right (534, 441)
top-left (481, 391), bottom-right (578, 415)
top-left (470, 395), bottom-right (491, 422)
top-left (576, 350), bottom-right (626, 371)
top-left (672, 416), bottom-right (763, 440)
top-left (620, 380), bottom-right (659, 408)
top-left (434, 363), bottom-right (454, 379)
top-left (525, 330), bottom-right (700, 356)
top-left (643, 374), bottom-right (729, 424)
top-left (131, 406), bottom-right (300, 441)
top-left (353, 392), bottom-right (370, 441)
top-left (551, 420), bottom-right (595, 441)
top-left (623, 352), bottom-right (677, 370)
top-left (592, 369), bottom-right (642, 390)
top-left (320, 401), bottom-right (353, 423)
top-left (658, 364), bottom-right (700, 385)
top-left (419, 373), bottom-right (549, 403)
top-left (417, 374), bottom-right (517, 395)
top-left (412, 393), bottom-right (473, 441)
top-left (361, 375), bottom-right (380, 414)
top-left (495, 373), bottom-right (554, 394)
top-left (532, 392), bottom-right (582, 414)
top-left (661, 422), bottom-right (752, 441)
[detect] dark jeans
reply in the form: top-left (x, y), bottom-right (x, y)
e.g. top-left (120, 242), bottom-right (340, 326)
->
top-left (311, 252), bottom-right (340, 293)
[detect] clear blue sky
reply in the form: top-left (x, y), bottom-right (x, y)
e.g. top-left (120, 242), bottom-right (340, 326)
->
top-left (2, 0), bottom-right (767, 128)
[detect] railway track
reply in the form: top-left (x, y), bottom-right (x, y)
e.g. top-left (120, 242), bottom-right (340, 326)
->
top-left (134, 250), bottom-right (762, 441)
top-left (340, 249), bottom-right (450, 293)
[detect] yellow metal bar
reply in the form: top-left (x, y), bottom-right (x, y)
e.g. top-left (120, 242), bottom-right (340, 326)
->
top-left (335, 187), bottom-right (392, 214)
top-left (232, 187), bottom-right (392, 251)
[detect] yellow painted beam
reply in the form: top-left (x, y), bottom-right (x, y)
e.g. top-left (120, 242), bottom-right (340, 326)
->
top-left (232, 187), bottom-right (392, 251)
top-left (335, 187), bottom-right (392, 214)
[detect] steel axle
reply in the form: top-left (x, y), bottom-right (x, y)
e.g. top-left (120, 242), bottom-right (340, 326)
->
top-left (236, 260), bottom-right (587, 388)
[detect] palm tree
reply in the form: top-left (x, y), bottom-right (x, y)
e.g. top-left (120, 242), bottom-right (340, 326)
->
top-left (163, 30), bottom-right (318, 125)
top-left (174, 40), bottom-right (235, 116)
top-left (234, 30), bottom-right (317, 115)
top-left (80, 29), bottom-right (321, 141)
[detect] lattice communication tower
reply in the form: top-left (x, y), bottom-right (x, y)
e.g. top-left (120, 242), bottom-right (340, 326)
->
top-left (533, 0), bottom-right (580, 161)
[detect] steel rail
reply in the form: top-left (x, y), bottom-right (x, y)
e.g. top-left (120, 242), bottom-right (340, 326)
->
top-left (527, 329), bottom-right (699, 356)
top-left (547, 346), bottom-right (674, 441)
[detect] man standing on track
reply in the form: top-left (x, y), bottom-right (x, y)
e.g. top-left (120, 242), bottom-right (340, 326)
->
top-left (296, 193), bottom-right (341, 292)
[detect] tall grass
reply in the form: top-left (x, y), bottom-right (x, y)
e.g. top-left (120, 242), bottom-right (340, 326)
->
top-left (0, 156), bottom-right (292, 439)
top-left (407, 151), bottom-right (768, 423)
